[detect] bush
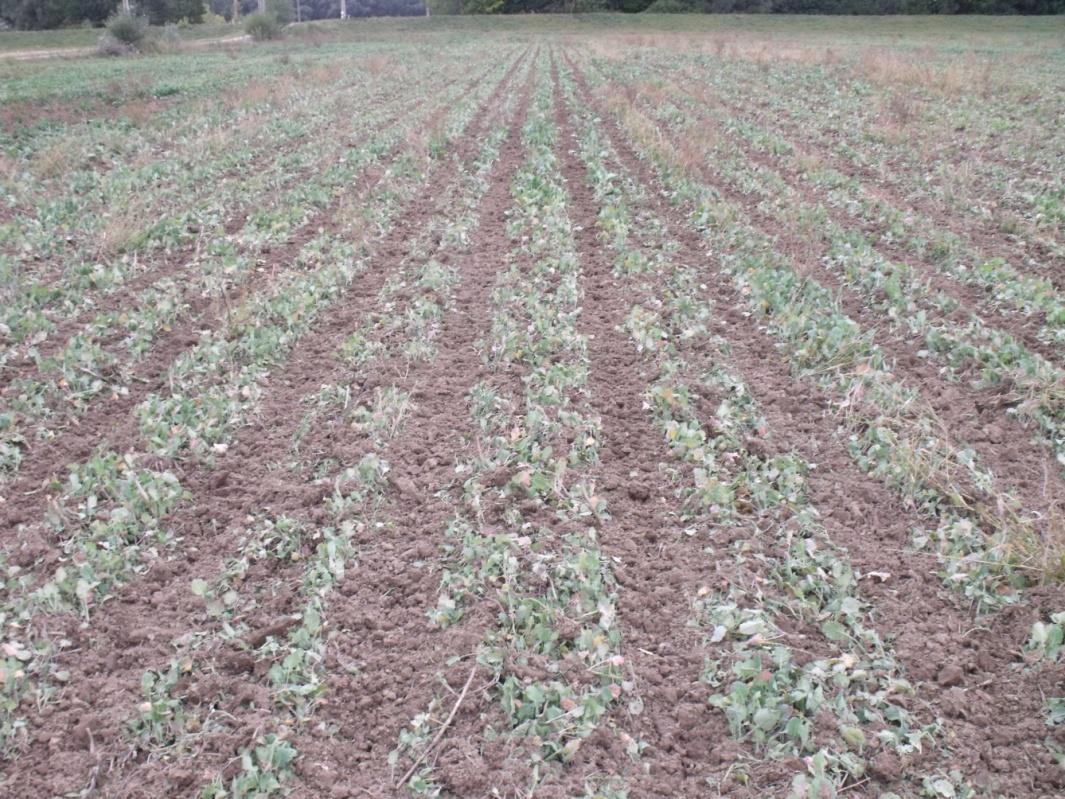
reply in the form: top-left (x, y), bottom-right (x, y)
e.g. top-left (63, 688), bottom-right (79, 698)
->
top-left (244, 12), bottom-right (281, 41)
top-left (97, 33), bottom-right (135, 57)
top-left (158, 23), bottom-right (183, 51)
top-left (105, 13), bottom-right (147, 48)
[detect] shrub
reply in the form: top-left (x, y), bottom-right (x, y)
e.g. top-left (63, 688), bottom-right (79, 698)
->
top-left (97, 33), bottom-right (134, 57)
top-left (105, 13), bottom-right (147, 48)
top-left (244, 12), bottom-right (281, 42)
top-left (158, 23), bottom-right (183, 52)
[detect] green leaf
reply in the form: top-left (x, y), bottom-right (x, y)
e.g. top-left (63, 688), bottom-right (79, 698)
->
top-left (821, 620), bottom-right (848, 642)
top-left (840, 725), bottom-right (866, 748)
top-left (752, 707), bottom-right (780, 731)
top-left (932, 779), bottom-right (956, 798)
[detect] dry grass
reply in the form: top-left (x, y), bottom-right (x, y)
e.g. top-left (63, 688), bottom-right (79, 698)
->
top-left (96, 209), bottom-right (145, 258)
top-left (117, 98), bottom-right (168, 126)
top-left (856, 46), bottom-right (1008, 97)
top-left (578, 32), bottom-right (707, 62)
top-left (1007, 507), bottom-right (1065, 585)
top-left (582, 28), bottom-right (1021, 100)
top-left (32, 135), bottom-right (79, 179)
top-left (362, 53), bottom-right (393, 77)
top-left (306, 63), bottom-right (341, 85)
top-left (793, 151), bottom-right (824, 177)
top-left (226, 78), bottom-right (274, 108)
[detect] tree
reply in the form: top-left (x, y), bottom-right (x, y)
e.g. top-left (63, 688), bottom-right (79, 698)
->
top-left (139, 0), bottom-right (206, 23)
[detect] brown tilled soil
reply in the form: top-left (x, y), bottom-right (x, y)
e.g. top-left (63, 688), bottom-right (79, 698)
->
top-left (566, 54), bottom-right (1065, 798)
top-left (0, 50), bottom-right (526, 799)
top-left (695, 73), bottom-right (1065, 293)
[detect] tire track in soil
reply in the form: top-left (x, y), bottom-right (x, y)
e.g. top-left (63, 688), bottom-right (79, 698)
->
top-left (0, 50), bottom-right (529, 799)
top-left (277, 59), bottom-right (541, 799)
top-left (0, 66), bottom-right (496, 547)
top-left (566, 53), bottom-right (1065, 798)
top-left (592, 68), bottom-right (1065, 545)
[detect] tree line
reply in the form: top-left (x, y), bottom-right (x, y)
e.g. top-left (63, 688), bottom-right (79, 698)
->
top-left (0, 0), bottom-right (425, 28)
top-left (1, 0), bottom-right (1059, 31)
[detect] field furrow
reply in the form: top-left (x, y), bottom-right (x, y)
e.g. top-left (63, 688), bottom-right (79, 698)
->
top-left (564, 50), bottom-right (1065, 797)
top-left (585, 62), bottom-right (1065, 496)
top-left (0, 48), bottom-right (523, 788)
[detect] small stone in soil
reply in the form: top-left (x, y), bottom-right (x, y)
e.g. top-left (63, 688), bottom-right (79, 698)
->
top-left (870, 750), bottom-right (902, 782)
top-left (628, 485), bottom-right (651, 502)
top-left (936, 663), bottom-right (965, 687)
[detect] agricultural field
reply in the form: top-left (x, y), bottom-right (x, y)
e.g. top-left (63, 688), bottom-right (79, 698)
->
top-left (1, 13), bottom-right (1065, 799)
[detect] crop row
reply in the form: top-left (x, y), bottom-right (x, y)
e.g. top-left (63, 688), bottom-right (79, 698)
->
top-left (119, 79), bottom-right (524, 797)
top-left (0, 52), bottom-right (516, 760)
top-left (667, 51), bottom-right (1065, 255)
top-left (394, 57), bottom-right (627, 797)
top-left (0, 63), bottom-right (488, 481)
top-left (603, 68), bottom-right (1065, 473)
top-left (556, 59), bottom-right (982, 798)
top-left (0, 54), bottom-right (470, 361)
top-left (644, 65), bottom-right (1065, 345)
top-left (576, 55), bottom-right (1061, 610)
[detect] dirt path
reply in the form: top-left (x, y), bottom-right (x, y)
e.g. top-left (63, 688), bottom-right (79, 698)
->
top-left (0, 34), bottom-right (250, 62)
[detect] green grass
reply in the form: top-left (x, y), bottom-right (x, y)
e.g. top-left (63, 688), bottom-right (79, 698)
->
top-left (305, 13), bottom-right (1065, 46)
top-left (2, 14), bottom-right (1064, 57)
top-left (0, 22), bottom-right (237, 54)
